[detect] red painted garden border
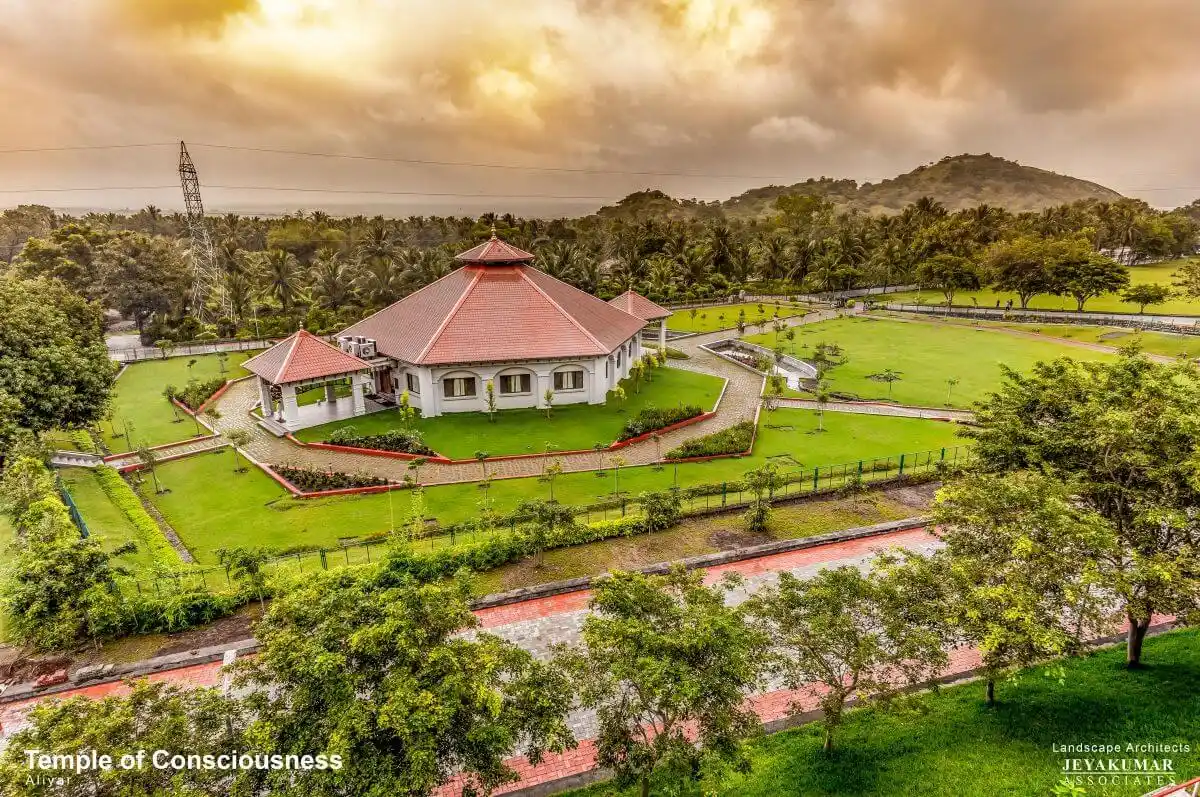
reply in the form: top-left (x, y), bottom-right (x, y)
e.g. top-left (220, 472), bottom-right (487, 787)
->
top-left (259, 461), bottom-right (406, 499)
top-left (662, 403), bottom-right (760, 463)
top-left (101, 434), bottom-right (219, 462)
top-left (116, 445), bottom-right (227, 474)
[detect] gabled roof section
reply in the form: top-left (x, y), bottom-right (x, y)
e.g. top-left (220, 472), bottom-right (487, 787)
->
top-left (243, 330), bottom-right (371, 385)
top-left (608, 290), bottom-right (672, 321)
top-left (454, 231), bottom-right (535, 264)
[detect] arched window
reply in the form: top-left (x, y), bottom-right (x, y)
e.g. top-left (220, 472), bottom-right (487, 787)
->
top-left (442, 372), bottom-right (478, 398)
top-left (497, 370), bottom-right (533, 395)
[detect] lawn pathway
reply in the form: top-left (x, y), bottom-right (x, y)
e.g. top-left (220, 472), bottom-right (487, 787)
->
top-left (205, 308), bottom-right (845, 485)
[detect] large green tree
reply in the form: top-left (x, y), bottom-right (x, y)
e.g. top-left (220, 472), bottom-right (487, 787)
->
top-left (0, 276), bottom-right (115, 455)
top-left (556, 567), bottom-right (766, 797)
top-left (968, 350), bottom-right (1200, 666)
top-left (916, 253), bottom-right (980, 306)
top-left (981, 235), bottom-right (1055, 308)
top-left (1049, 240), bottom-right (1129, 311)
top-left (746, 566), bottom-right (946, 752)
top-left (233, 570), bottom-right (575, 796)
top-left (97, 233), bottom-right (192, 332)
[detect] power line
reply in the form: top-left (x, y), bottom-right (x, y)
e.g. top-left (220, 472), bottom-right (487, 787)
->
top-left (0, 183), bottom-right (627, 200)
top-left (0, 143), bottom-right (174, 155)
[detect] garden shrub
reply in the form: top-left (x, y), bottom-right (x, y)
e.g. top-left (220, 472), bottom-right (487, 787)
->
top-left (664, 421), bottom-right (753, 459)
top-left (325, 427), bottom-right (435, 455)
top-left (175, 377), bottom-right (228, 411)
top-left (94, 465), bottom-right (179, 566)
top-left (639, 489), bottom-right (681, 532)
top-left (617, 404), bottom-right (704, 441)
top-left (274, 465), bottom-right (389, 491)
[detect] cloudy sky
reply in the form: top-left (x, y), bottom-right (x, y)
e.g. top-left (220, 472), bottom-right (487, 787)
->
top-left (2, 0), bottom-right (1199, 214)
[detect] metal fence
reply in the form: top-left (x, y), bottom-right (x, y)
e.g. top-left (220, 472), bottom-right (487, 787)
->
top-left (114, 444), bottom-right (969, 596)
top-left (883, 303), bottom-right (1200, 334)
top-left (57, 475), bottom-right (90, 538)
top-left (108, 338), bottom-right (279, 363)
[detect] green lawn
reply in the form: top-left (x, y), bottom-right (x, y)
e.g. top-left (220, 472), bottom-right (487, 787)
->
top-left (874, 313), bottom-right (1200, 360)
top-left (572, 628), bottom-right (1200, 797)
top-left (667, 301), bottom-right (812, 333)
top-left (102, 352), bottom-right (258, 452)
top-left (150, 410), bottom-right (962, 565)
top-left (58, 467), bottom-right (163, 571)
top-left (747, 315), bottom-right (1112, 407)
top-left (885, 258), bottom-right (1200, 315)
top-left (294, 367), bottom-right (727, 459)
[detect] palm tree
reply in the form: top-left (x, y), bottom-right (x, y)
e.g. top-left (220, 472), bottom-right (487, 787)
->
top-left (355, 257), bottom-right (405, 310)
top-left (309, 248), bottom-right (355, 310)
top-left (256, 249), bottom-right (301, 312)
top-left (541, 240), bottom-right (581, 282)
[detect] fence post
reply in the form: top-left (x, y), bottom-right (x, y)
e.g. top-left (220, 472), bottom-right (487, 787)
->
top-left (899, 453), bottom-right (906, 476)
top-left (721, 482), bottom-right (727, 507)
top-left (320, 549), bottom-right (328, 570)
top-left (858, 460), bottom-right (863, 479)
top-left (940, 447), bottom-right (946, 462)
top-left (812, 467), bottom-right (819, 491)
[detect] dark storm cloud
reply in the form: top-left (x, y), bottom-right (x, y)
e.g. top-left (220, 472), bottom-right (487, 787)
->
top-left (1, 0), bottom-right (1198, 211)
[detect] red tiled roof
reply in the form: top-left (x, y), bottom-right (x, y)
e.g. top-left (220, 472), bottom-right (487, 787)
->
top-left (339, 261), bottom-right (647, 366)
top-left (454, 233), bottom-right (535, 264)
top-left (608, 290), bottom-right (671, 321)
top-left (242, 330), bottom-right (371, 384)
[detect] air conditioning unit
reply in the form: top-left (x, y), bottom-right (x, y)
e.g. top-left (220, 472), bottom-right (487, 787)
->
top-left (358, 338), bottom-right (377, 358)
top-left (337, 335), bottom-right (355, 355)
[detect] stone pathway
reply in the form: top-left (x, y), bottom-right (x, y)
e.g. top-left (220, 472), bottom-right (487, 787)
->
top-left (101, 436), bottom-right (227, 471)
top-left (774, 398), bottom-right (975, 422)
top-left (206, 309), bottom-right (847, 486)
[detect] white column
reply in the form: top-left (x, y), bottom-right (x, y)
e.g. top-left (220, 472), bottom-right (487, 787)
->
top-left (280, 384), bottom-right (299, 424)
top-left (258, 377), bottom-right (273, 416)
top-left (659, 319), bottom-right (667, 351)
top-left (324, 382), bottom-right (338, 402)
top-left (352, 372), bottom-right (367, 416)
top-left (418, 368), bottom-right (438, 417)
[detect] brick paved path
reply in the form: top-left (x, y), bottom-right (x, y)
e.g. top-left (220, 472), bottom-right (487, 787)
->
top-left (101, 436), bottom-right (228, 470)
top-left (773, 397), bottom-right (975, 422)
top-left (206, 309), bottom-right (846, 486)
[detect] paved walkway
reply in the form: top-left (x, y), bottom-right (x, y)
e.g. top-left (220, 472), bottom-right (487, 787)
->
top-left (774, 398), bottom-right (975, 422)
top-left (205, 309), bottom-right (847, 485)
top-left (0, 525), bottom-right (936, 754)
top-left (100, 436), bottom-right (227, 471)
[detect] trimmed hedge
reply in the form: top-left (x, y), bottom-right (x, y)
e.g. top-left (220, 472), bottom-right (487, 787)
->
top-left (275, 465), bottom-right (388, 491)
top-left (175, 377), bottom-right (227, 411)
top-left (618, 404), bottom-right (704, 441)
top-left (93, 465), bottom-right (179, 566)
top-left (665, 421), bottom-right (754, 459)
top-left (326, 427), bottom-right (435, 455)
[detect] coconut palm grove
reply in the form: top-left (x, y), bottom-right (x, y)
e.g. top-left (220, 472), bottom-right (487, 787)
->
top-left (2, 2), bottom-right (1200, 796)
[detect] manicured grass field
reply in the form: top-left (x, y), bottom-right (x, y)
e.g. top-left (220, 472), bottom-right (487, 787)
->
top-left (295, 367), bottom-right (728, 459)
top-left (747, 315), bottom-right (1112, 407)
top-left (876, 313), bottom-right (1200, 360)
top-left (667, 301), bottom-right (812, 333)
top-left (572, 628), bottom-right (1200, 797)
top-left (884, 258), bottom-right (1200, 315)
top-left (102, 352), bottom-right (258, 451)
top-left (59, 467), bottom-right (162, 571)
top-left (149, 410), bottom-right (963, 564)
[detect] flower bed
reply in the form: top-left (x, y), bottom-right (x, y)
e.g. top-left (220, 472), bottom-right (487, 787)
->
top-left (274, 465), bottom-right (389, 491)
top-left (325, 427), bottom-right (436, 456)
top-left (664, 421), bottom-right (754, 459)
top-left (617, 404), bottom-right (704, 441)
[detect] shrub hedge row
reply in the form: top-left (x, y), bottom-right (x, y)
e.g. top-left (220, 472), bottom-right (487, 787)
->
top-left (275, 465), bottom-right (389, 491)
top-left (93, 465), bottom-right (180, 567)
top-left (664, 421), bottom-right (754, 459)
top-left (617, 404), bottom-right (704, 441)
top-left (326, 427), bottom-right (436, 455)
top-left (175, 377), bottom-right (228, 411)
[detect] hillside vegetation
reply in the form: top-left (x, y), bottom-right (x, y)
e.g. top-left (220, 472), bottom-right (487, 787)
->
top-left (599, 154), bottom-right (1126, 221)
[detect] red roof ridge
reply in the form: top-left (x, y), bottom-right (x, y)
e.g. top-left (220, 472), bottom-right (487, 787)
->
top-left (415, 267), bottom-right (485, 363)
top-left (343, 267), bottom-right (467, 339)
top-left (518, 268), bottom-right (608, 353)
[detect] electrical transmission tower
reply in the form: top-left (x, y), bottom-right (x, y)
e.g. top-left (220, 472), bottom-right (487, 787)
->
top-left (178, 141), bottom-right (227, 321)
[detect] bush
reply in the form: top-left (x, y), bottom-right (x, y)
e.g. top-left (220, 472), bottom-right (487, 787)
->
top-left (325, 427), bottom-right (435, 455)
top-left (664, 421), bottom-right (753, 459)
top-left (639, 489), bottom-right (682, 532)
top-left (93, 465), bottom-right (178, 566)
top-left (665, 346), bottom-right (690, 360)
top-left (175, 377), bottom-right (227, 411)
top-left (617, 404), bottom-right (704, 441)
top-left (274, 465), bottom-right (389, 491)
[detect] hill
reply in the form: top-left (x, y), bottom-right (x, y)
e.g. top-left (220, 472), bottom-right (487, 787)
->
top-left (598, 154), bottom-right (1126, 221)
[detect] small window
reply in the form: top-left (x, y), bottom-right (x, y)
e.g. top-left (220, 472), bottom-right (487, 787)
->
top-left (443, 376), bottom-right (476, 398)
top-left (616, 351), bottom-right (622, 368)
top-left (554, 370), bottom-right (584, 391)
top-left (406, 373), bottom-right (420, 394)
top-left (499, 373), bottom-right (532, 394)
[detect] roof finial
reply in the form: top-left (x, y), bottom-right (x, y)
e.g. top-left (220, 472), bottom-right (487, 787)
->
top-left (490, 223), bottom-right (498, 239)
